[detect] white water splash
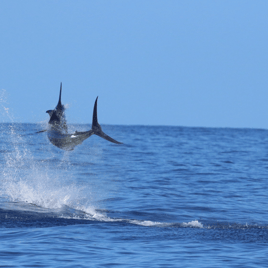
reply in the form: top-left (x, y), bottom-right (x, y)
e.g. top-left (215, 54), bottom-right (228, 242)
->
top-left (0, 90), bottom-right (204, 229)
top-left (0, 90), bottom-right (97, 215)
top-left (0, 89), bottom-right (13, 122)
top-left (182, 220), bottom-right (203, 228)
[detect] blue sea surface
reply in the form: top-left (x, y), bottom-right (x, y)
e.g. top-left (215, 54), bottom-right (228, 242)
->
top-left (0, 123), bottom-right (268, 267)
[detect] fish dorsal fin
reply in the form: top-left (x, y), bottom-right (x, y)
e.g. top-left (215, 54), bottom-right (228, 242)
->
top-left (56, 82), bottom-right (62, 108)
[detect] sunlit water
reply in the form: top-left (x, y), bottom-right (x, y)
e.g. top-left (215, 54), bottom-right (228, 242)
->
top-left (0, 96), bottom-right (268, 267)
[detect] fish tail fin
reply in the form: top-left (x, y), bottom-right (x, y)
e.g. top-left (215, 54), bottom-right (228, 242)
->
top-left (91, 97), bottom-right (123, 144)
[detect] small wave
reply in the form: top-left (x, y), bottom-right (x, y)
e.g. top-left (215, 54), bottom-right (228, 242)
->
top-left (129, 220), bottom-right (165, 227)
top-left (58, 207), bottom-right (204, 228)
top-left (205, 222), bottom-right (268, 230)
top-left (182, 220), bottom-right (204, 228)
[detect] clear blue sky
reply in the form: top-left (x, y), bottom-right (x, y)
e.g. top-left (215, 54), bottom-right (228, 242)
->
top-left (0, 1), bottom-right (268, 128)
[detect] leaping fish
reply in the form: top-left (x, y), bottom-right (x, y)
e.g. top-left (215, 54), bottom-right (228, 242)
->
top-left (40, 83), bottom-right (122, 151)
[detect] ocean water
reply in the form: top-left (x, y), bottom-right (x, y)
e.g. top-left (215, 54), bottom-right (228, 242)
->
top-left (0, 121), bottom-right (268, 267)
